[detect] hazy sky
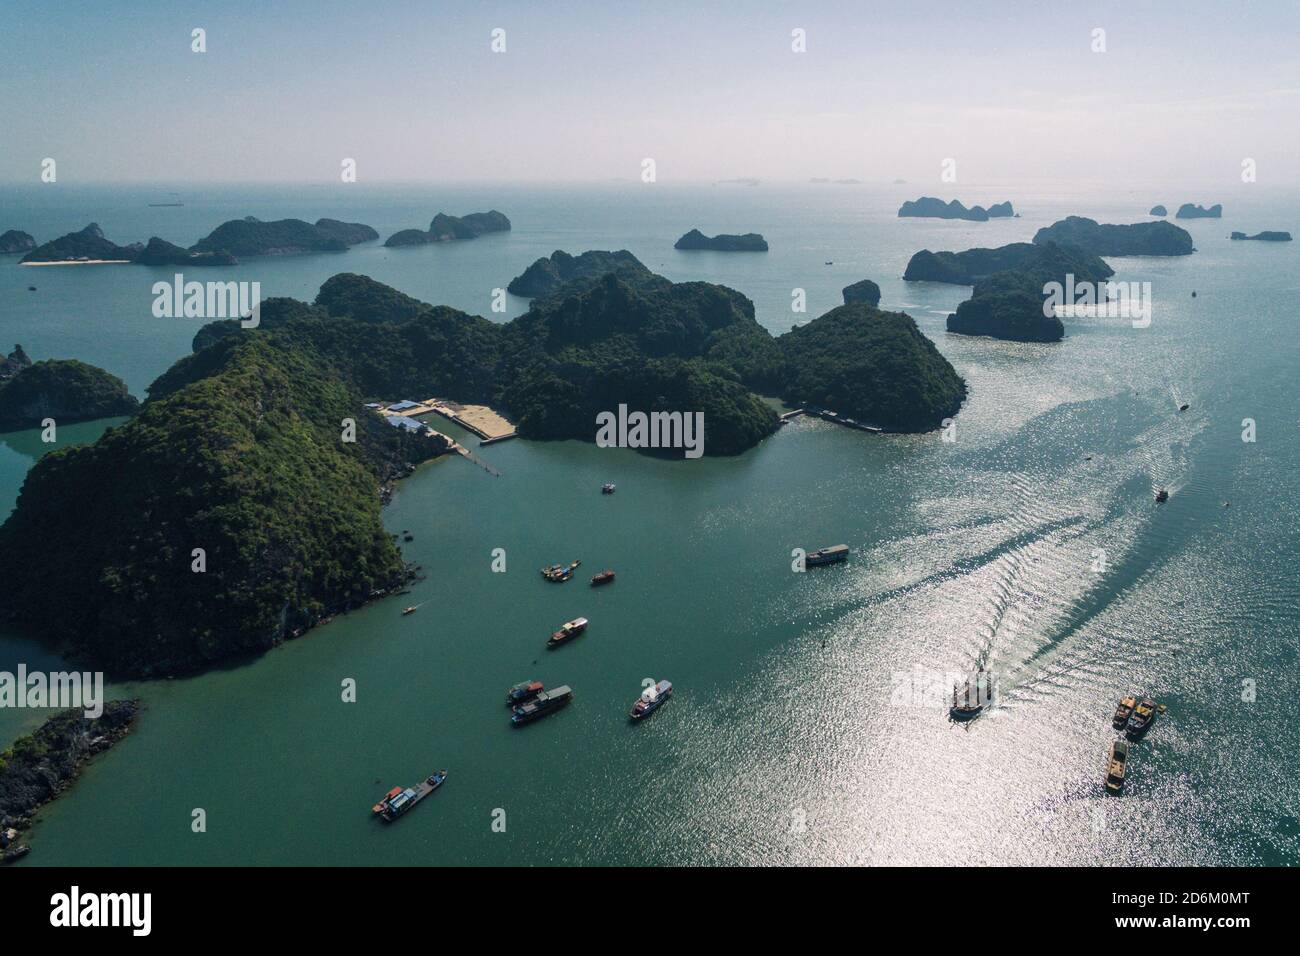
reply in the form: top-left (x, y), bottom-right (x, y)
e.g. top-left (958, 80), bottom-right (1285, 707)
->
top-left (2, 0), bottom-right (1297, 185)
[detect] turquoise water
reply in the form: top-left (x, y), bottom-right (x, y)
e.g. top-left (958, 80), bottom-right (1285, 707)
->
top-left (1, 182), bottom-right (1297, 865)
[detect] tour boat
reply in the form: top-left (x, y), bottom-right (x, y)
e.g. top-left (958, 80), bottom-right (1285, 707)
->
top-left (590, 570), bottom-right (615, 586)
top-left (548, 618), bottom-right (589, 648)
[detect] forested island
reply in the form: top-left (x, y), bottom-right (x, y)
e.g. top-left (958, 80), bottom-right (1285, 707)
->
top-left (384, 211), bottom-right (511, 246)
top-left (897, 198), bottom-right (1014, 221)
top-left (0, 230), bottom-right (36, 254)
top-left (507, 249), bottom-right (649, 297)
top-left (134, 237), bottom-right (237, 267)
top-left (1176, 203), bottom-right (1222, 219)
top-left (0, 266), bottom-right (965, 676)
top-left (0, 358), bottom-right (139, 432)
top-left (781, 304), bottom-right (966, 428)
top-left (1149, 205), bottom-right (1168, 216)
top-left (21, 217), bottom-right (379, 264)
top-left (20, 223), bottom-right (139, 263)
top-left (904, 241), bottom-right (1114, 286)
top-left (943, 242), bottom-right (1120, 343)
top-left (191, 217), bottom-right (370, 256)
top-left (673, 229), bottom-right (768, 251)
top-left (1031, 217), bottom-right (1194, 256)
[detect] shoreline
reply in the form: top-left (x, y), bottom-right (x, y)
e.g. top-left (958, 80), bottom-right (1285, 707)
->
top-left (21, 259), bottom-right (132, 266)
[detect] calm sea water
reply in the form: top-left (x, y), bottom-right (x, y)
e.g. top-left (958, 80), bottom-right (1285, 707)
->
top-left (1, 181), bottom-right (1297, 865)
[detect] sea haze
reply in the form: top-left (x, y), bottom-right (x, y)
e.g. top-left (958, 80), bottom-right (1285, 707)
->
top-left (0, 181), bottom-right (1297, 864)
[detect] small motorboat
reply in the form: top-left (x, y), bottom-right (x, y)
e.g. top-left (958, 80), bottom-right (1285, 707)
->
top-left (1105, 740), bottom-right (1129, 793)
top-left (1155, 488), bottom-right (1169, 503)
top-left (506, 680), bottom-right (545, 706)
top-left (590, 570), bottom-right (615, 586)
top-left (402, 606), bottom-right (418, 615)
top-left (601, 482), bottom-right (616, 494)
top-left (1112, 696), bottom-right (1137, 730)
top-left (1178, 403), bottom-right (1190, 412)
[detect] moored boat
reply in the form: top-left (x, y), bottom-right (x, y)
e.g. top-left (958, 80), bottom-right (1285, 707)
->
top-left (506, 680), bottom-right (545, 706)
top-left (630, 680), bottom-right (672, 720)
top-left (377, 769), bottom-right (448, 822)
top-left (1125, 698), bottom-right (1158, 739)
top-left (1105, 740), bottom-right (1129, 793)
top-left (1112, 695), bottom-right (1137, 730)
top-left (590, 570), bottom-right (615, 586)
top-left (372, 786), bottom-right (403, 816)
top-left (402, 605), bottom-right (419, 615)
top-left (511, 685), bottom-right (573, 725)
top-left (602, 482), bottom-right (616, 494)
top-left (542, 560), bottom-right (581, 582)
top-left (547, 617), bottom-right (589, 648)
top-left (806, 544), bottom-right (849, 567)
top-left (1155, 488), bottom-right (1169, 503)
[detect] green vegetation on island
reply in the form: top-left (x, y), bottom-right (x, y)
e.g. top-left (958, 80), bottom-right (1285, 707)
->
top-left (0, 334), bottom-right (446, 676)
top-left (0, 230), bottom-right (37, 254)
top-left (942, 242), bottom-right (1115, 343)
top-left (506, 250), bottom-right (649, 298)
top-left (842, 279), bottom-right (882, 307)
top-left (904, 241), bottom-right (1115, 286)
top-left (134, 237), bottom-right (237, 267)
top-left (0, 265), bottom-right (967, 676)
top-left (190, 217), bottom-right (354, 256)
top-left (1176, 203), bottom-right (1222, 219)
top-left (780, 304), bottom-right (966, 429)
top-left (1031, 216), bottom-right (1194, 256)
top-left (1149, 205), bottom-right (1167, 217)
top-left (0, 358), bottom-right (139, 432)
top-left (20, 223), bottom-right (138, 263)
top-left (0, 700), bottom-right (140, 859)
top-left (384, 211), bottom-right (511, 246)
top-left (312, 219), bottom-right (380, 245)
top-left (673, 229), bottom-right (768, 251)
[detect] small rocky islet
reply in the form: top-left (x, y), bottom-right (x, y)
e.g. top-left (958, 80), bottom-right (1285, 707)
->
top-left (673, 229), bottom-right (768, 251)
top-left (1175, 203), bottom-right (1222, 219)
top-left (1230, 230), bottom-right (1291, 242)
top-left (0, 700), bottom-right (141, 864)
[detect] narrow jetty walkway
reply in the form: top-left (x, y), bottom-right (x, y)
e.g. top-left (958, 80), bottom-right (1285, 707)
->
top-left (454, 444), bottom-right (501, 477)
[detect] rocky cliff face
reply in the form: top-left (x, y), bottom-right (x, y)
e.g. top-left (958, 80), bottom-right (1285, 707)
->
top-left (0, 700), bottom-right (141, 851)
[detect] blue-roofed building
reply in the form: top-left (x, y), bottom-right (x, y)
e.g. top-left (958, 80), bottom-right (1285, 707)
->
top-left (384, 415), bottom-right (429, 434)
top-left (387, 400), bottom-right (421, 413)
